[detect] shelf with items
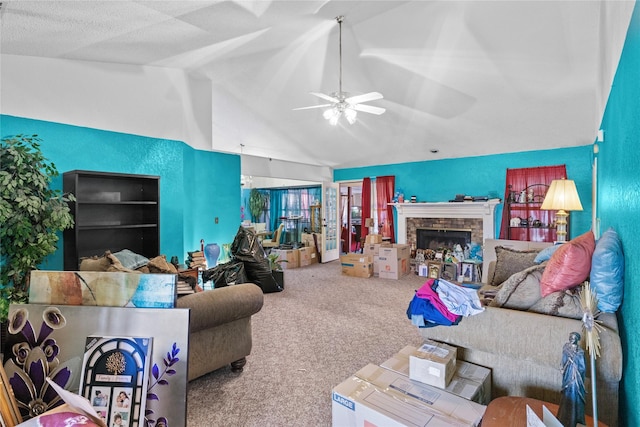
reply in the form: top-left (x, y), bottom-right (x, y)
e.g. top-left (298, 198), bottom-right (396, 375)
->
top-left (63, 170), bottom-right (160, 270)
top-left (506, 184), bottom-right (563, 242)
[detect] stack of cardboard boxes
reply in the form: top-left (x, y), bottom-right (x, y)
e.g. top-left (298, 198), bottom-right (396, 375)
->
top-left (340, 234), bottom-right (411, 279)
top-left (270, 234), bottom-right (320, 270)
top-left (332, 340), bottom-right (491, 426)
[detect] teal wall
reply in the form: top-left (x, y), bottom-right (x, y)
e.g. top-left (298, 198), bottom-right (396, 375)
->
top-left (0, 115), bottom-right (241, 267)
top-left (334, 145), bottom-right (594, 239)
top-left (598, 1), bottom-right (640, 424)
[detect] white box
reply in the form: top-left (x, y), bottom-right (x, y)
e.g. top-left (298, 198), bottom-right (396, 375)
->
top-left (381, 345), bottom-right (492, 404)
top-left (409, 340), bottom-right (457, 389)
top-left (332, 364), bottom-right (485, 427)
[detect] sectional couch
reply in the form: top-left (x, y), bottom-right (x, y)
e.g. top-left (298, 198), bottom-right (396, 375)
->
top-left (421, 235), bottom-right (623, 426)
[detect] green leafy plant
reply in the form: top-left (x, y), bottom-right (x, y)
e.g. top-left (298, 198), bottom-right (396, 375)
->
top-left (0, 134), bottom-right (75, 321)
top-left (267, 253), bottom-right (287, 271)
top-left (248, 188), bottom-right (265, 222)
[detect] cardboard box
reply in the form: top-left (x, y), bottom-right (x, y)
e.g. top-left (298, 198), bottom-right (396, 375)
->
top-left (365, 234), bottom-right (383, 244)
top-left (340, 254), bottom-right (373, 278)
top-left (271, 248), bottom-right (299, 269)
top-left (381, 345), bottom-right (492, 404)
top-left (298, 246), bottom-right (318, 266)
top-left (409, 340), bottom-right (457, 389)
top-left (362, 242), bottom-right (391, 256)
top-left (378, 244), bottom-right (411, 279)
top-left (332, 364), bottom-right (485, 427)
top-left (372, 255), bottom-right (380, 277)
top-left (301, 232), bottom-right (322, 250)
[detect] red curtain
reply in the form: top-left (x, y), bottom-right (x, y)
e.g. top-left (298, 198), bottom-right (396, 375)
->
top-left (499, 165), bottom-right (567, 239)
top-left (376, 176), bottom-right (396, 243)
top-left (361, 177), bottom-right (371, 242)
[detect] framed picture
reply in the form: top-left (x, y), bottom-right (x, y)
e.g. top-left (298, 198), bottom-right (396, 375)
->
top-left (426, 261), bottom-right (442, 279)
top-left (440, 262), bottom-right (458, 281)
top-left (461, 261), bottom-right (481, 282)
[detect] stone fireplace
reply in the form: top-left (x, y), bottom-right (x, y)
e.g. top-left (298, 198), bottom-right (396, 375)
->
top-left (392, 200), bottom-right (500, 246)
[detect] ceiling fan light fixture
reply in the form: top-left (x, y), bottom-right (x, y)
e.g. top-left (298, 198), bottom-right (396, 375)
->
top-left (293, 16), bottom-right (384, 123)
top-left (344, 107), bottom-right (357, 124)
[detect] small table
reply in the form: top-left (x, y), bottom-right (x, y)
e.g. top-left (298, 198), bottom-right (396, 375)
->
top-left (482, 396), bottom-right (608, 427)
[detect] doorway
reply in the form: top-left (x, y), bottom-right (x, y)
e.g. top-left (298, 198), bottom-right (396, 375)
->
top-left (339, 181), bottom-right (362, 253)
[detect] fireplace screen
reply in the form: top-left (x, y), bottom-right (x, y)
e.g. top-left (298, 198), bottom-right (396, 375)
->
top-left (416, 228), bottom-right (471, 250)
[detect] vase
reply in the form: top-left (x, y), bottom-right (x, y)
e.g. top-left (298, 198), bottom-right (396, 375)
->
top-left (204, 243), bottom-right (220, 268)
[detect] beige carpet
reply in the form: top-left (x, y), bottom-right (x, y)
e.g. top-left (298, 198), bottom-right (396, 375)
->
top-left (186, 260), bottom-right (427, 426)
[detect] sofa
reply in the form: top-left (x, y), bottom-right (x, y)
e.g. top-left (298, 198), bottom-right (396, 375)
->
top-left (421, 235), bottom-right (623, 426)
top-left (69, 250), bottom-right (266, 381)
top-left (177, 283), bottom-right (264, 381)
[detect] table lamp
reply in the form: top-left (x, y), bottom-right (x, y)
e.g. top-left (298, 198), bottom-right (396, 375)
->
top-left (540, 178), bottom-right (583, 242)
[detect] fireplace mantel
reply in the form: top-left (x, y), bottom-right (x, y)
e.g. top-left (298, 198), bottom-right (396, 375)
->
top-left (391, 200), bottom-right (501, 244)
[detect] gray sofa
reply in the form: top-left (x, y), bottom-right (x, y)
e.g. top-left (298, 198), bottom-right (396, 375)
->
top-left (177, 283), bottom-right (264, 381)
top-left (421, 239), bottom-right (622, 426)
top-left (75, 251), bottom-right (266, 381)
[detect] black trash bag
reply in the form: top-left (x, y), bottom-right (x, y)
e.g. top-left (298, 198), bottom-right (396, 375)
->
top-left (202, 260), bottom-right (248, 288)
top-left (231, 225), bottom-right (283, 293)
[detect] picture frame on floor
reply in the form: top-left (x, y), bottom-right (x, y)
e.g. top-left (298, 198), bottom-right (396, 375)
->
top-left (426, 261), bottom-right (442, 279)
top-left (440, 262), bottom-right (458, 281)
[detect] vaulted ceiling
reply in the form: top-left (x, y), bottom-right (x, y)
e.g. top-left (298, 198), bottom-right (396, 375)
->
top-left (0, 1), bottom-right (634, 169)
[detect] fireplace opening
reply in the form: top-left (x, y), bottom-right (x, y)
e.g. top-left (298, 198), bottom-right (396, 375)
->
top-left (417, 228), bottom-right (471, 250)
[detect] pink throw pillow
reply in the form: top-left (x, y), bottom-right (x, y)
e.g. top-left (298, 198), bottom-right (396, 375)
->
top-left (540, 231), bottom-right (595, 297)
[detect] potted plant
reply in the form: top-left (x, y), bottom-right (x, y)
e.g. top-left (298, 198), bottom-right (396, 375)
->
top-left (248, 188), bottom-right (266, 223)
top-left (267, 252), bottom-right (286, 289)
top-left (0, 134), bottom-right (76, 324)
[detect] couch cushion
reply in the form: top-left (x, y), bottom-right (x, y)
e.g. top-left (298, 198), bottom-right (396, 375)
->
top-left (489, 264), bottom-right (546, 310)
top-left (489, 246), bottom-right (540, 286)
top-left (590, 227), bottom-right (625, 312)
top-left (540, 231), bottom-right (595, 297)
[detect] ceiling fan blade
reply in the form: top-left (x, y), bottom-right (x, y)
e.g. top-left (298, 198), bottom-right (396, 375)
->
top-left (293, 104), bottom-right (332, 111)
top-left (345, 92), bottom-right (384, 105)
top-left (353, 104), bottom-right (386, 115)
top-left (310, 92), bottom-right (340, 103)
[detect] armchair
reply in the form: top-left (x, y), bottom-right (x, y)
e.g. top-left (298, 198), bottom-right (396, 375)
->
top-left (259, 223), bottom-right (284, 249)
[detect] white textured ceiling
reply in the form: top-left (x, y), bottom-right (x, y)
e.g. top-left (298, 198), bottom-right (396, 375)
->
top-left (0, 1), bottom-right (634, 169)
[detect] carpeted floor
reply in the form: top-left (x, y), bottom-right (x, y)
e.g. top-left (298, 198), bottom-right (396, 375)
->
top-left (186, 260), bottom-right (427, 426)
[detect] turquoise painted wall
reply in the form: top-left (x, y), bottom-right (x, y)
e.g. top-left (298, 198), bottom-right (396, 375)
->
top-left (598, 1), bottom-right (640, 425)
top-left (1, 115), bottom-right (241, 267)
top-left (334, 146), bottom-right (594, 239)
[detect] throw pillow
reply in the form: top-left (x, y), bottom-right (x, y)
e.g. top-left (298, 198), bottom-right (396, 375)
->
top-left (105, 251), bottom-right (140, 273)
top-left (534, 244), bottom-right (561, 264)
top-left (540, 231), bottom-right (595, 297)
top-left (489, 264), bottom-right (546, 310)
top-left (590, 227), bottom-right (625, 312)
top-left (112, 249), bottom-right (150, 270)
top-left (490, 246), bottom-right (540, 286)
top-left (528, 285), bottom-right (584, 320)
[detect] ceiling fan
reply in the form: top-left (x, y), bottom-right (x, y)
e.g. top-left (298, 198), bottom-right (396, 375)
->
top-left (294, 16), bottom-right (386, 125)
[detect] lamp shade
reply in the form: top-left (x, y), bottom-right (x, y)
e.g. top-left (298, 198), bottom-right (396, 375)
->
top-left (540, 179), bottom-right (583, 211)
